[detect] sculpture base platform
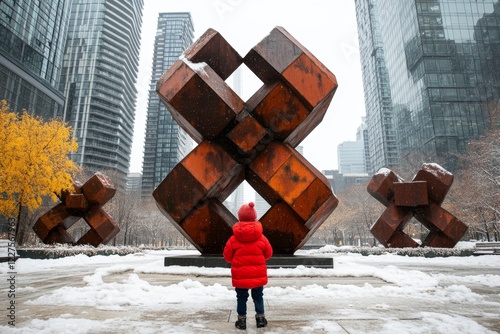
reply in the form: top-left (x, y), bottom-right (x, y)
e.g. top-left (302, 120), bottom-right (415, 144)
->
top-left (164, 255), bottom-right (333, 269)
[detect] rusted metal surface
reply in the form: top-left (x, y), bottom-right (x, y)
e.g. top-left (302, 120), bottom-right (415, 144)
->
top-left (393, 181), bottom-right (428, 207)
top-left (33, 172), bottom-right (119, 247)
top-left (153, 27), bottom-right (338, 255)
top-left (367, 163), bottom-right (468, 248)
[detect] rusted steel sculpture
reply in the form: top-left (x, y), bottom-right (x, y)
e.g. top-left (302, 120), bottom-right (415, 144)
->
top-left (153, 27), bottom-right (338, 254)
top-left (33, 172), bottom-right (119, 247)
top-left (367, 163), bottom-right (468, 248)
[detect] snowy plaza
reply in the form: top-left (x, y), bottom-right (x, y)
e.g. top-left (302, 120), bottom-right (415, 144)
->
top-left (1, 244), bottom-right (499, 334)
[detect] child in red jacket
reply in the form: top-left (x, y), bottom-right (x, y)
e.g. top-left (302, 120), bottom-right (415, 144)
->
top-left (223, 202), bottom-right (273, 330)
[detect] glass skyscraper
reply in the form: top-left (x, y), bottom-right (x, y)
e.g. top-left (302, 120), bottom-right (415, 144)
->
top-left (0, 0), bottom-right (71, 118)
top-left (59, 0), bottom-right (144, 183)
top-left (141, 12), bottom-right (194, 197)
top-left (359, 0), bottom-right (500, 171)
top-left (355, 0), bottom-right (399, 174)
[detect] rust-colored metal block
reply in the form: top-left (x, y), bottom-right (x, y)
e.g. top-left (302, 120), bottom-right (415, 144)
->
top-left (423, 232), bottom-right (457, 248)
top-left (181, 141), bottom-right (242, 195)
top-left (181, 199), bottom-right (236, 254)
top-left (33, 204), bottom-right (70, 242)
top-left (154, 164), bottom-right (210, 224)
top-left (367, 168), bottom-right (402, 207)
top-left (183, 28), bottom-right (242, 80)
top-left (81, 172), bottom-right (116, 206)
top-left (370, 202), bottom-right (413, 247)
top-left (157, 59), bottom-right (244, 142)
top-left (244, 27), bottom-right (337, 106)
top-left (59, 181), bottom-right (83, 202)
top-left (387, 230), bottom-right (419, 248)
top-left (413, 163), bottom-right (454, 205)
top-left (153, 27), bottom-right (338, 255)
top-left (226, 115), bottom-right (269, 154)
top-left (153, 141), bottom-right (244, 218)
top-left (246, 142), bottom-right (291, 194)
top-left (45, 225), bottom-right (74, 245)
top-left (153, 141), bottom-right (244, 246)
top-left (268, 154), bottom-right (316, 205)
top-left (79, 206), bottom-right (119, 246)
top-left (243, 27), bottom-right (337, 148)
top-left (245, 142), bottom-right (337, 253)
top-left (246, 82), bottom-right (310, 144)
top-left (415, 203), bottom-right (468, 245)
top-left (65, 194), bottom-right (89, 210)
top-left (33, 173), bottom-right (119, 246)
top-left (394, 181), bottom-right (428, 207)
top-left (368, 164), bottom-right (467, 248)
top-left (293, 177), bottom-right (339, 228)
top-left (260, 201), bottom-right (309, 254)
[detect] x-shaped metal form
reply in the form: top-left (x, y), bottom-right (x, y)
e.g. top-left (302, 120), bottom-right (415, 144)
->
top-left (153, 27), bottom-right (338, 254)
top-left (33, 172), bottom-right (120, 247)
top-left (367, 163), bottom-right (468, 248)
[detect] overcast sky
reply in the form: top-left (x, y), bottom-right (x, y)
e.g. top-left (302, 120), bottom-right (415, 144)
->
top-left (130, 0), bottom-right (366, 174)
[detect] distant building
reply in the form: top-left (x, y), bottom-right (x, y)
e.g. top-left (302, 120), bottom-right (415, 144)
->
top-left (225, 183), bottom-right (245, 217)
top-left (141, 12), bottom-right (194, 197)
top-left (60, 0), bottom-right (144, 184)
top-left (357, 118), bottom-right (372, 174)
top-left (337, 140), bottom-right (366, 174)
top-left (0, 0), bottom-right (71, 118)
top-left (296, 145), bottom-right (304, 156)
top-left (126, 173), bottom-right (142, 193)
top-left (254, 192), bottom-right (270, 219)
top-left (322, 169), bottom-right (336, 191)
top-left (322, 169), bottom-right (370, 194)
top-left (233, 185), bottom-right (246, 215)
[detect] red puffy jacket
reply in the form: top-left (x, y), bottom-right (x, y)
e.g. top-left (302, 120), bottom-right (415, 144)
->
top-left (223, 221), bottom-right (273, 289)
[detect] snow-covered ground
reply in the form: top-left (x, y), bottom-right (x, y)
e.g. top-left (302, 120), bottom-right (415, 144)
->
top-left (1, 244), bottom-right (499, 333)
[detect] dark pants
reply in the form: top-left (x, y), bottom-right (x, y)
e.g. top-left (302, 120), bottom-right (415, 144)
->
top-left (235, 286), bottom-right (264, 316)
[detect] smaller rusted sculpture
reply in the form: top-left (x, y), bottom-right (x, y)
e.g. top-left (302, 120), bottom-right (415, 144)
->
top-left (367, 163), bottom-right (468, 248)
top-left (33, 172), bottom-right (119, 247)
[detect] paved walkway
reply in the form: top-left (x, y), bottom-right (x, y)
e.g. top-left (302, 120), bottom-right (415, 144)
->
top-left (2, 253), bottom-right (499, 333)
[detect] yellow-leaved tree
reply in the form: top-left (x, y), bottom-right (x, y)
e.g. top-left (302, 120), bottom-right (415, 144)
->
top-left (0, 100), bottom-right (79, 244)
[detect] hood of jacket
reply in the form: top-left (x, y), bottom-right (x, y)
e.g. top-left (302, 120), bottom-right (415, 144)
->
top-left (232, 221), bottom-right (263, 243)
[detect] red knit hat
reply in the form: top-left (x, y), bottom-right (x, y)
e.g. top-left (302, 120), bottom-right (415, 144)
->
top-left (238, 202), bottom-right (257, 222)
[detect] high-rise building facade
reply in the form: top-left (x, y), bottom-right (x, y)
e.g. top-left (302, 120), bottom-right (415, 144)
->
top-left (356, 118), bottom-right (372, 173)
top-left (0, 0), bottom-right (71, 118)
top-left (142, 12), bottom-right (194, 197)
top-left (337, 140), bottom-right (367, 174)
top-left (365, 0), bottom-right (500, 170)
top-left (355, 0), bottom-right (399, 174)
top-left (126, 172), bottom-right (142, 193)
top-left (59, 0), bottom-right (144, 183)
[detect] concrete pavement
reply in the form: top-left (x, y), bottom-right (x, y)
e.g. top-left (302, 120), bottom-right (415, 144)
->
top-left (2, 252), bottom-right (499, 333)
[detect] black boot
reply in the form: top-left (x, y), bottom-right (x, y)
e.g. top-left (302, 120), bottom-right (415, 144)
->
top-left (256, 314), bottom-right (267, 328)
top-left (235, 316), bottom-right (246, 330)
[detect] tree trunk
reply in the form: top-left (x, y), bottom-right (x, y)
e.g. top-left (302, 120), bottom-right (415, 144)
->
top-left (15, 202), bottom-right (23, 246)
top-left (123, 221), bottom-right (129, 245)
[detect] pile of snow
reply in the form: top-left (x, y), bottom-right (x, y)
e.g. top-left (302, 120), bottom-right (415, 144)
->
top-left (16, 244), bottom-right (146, 258)
top-left (309, 244), bottom-right (476, 257)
